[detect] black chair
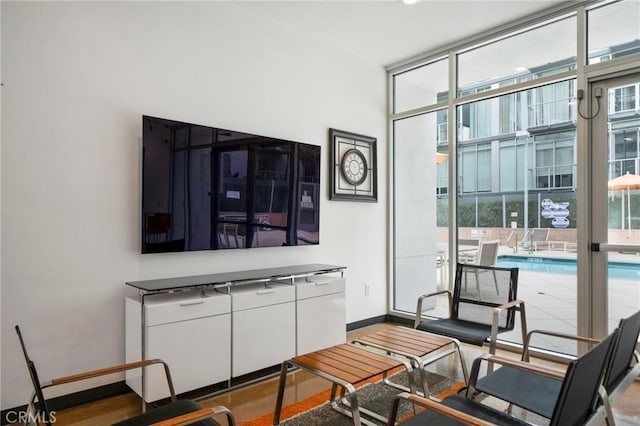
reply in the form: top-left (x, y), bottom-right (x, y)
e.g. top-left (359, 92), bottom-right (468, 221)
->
top-left (602, 309), bottom-right (640, 403)
top-left (388, 328), bottom-right (619, 426)
top-left (481, 309), bottom-right (640, 425)
top-left (470, 310), bottom-right (640, 426)
top-left (15, 326), bottom-right (235, 426)
top-left (415, 263), bottom-right (527, 356)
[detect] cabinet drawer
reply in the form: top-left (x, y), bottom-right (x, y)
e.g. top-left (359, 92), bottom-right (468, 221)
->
top-left (143, 292), bottom-right (231, 326)
top-left (296, 277), bottom-right (345, 300)
top-left (231, 282), bottom-right (295, 311)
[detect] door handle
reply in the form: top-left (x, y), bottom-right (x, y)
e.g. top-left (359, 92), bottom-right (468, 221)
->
top-left (179, 300), bottom-right (205, 307)
top-left (594, 243), bottom-right (640, 253)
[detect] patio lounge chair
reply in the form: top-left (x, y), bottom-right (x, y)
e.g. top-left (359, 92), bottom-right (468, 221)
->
top-left (388, 328), bottom-right (619, 426)
top-left (15, 326), bottom-right (235, 426)
top-left (518, 228), bottom-right (550, 253)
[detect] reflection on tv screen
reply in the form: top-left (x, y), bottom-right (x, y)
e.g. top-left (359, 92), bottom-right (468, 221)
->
top-left (142, 116), bottom-right (320, 254)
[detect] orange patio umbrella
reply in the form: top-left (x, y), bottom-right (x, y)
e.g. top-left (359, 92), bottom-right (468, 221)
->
top-left (608, 172), bottom-right (640, 237)
top-left (436, 152), bottom-right (448, 165)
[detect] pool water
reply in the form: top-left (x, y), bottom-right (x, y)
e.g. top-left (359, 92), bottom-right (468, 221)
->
top-left (496, 255), bottom-right (640, 280)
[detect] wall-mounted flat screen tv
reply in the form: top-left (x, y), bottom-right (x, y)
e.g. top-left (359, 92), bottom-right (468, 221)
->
top-left (142, 116), bottom-right (320, 254)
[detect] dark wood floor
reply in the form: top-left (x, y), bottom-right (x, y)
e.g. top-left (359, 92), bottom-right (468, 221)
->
top-left (52, 323), bottom-right (640, 425)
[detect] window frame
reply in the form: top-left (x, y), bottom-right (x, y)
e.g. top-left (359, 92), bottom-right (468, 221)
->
top-left (387, 0), bottom-right (640, 350)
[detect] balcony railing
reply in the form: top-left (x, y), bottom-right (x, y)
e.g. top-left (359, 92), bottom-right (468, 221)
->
top-left (438, 160), bottom-right (640, 195)
top-left (528, 97), bottom-right (576, 128)
top-left (531, 164), bottom-right (576, 190)
top-left (609, 158), bottom-right (639, 179)
top-left (436, 175), bottom-right (448, 196)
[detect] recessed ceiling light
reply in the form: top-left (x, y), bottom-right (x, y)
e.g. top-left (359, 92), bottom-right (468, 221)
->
top-left (515, 66), bottom-right (528, 72)
top-left (402, 0), bottom-right (421, 4)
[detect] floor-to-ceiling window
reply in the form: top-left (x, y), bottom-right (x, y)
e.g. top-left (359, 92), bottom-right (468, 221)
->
top-left (390, 0), bottom-right (640, 355)
top-left (392, 58), bottom-right (449, 312)
top-left (456, 80), bottom-right (579, 351)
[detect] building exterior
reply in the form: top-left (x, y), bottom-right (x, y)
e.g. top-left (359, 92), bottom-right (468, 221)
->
top-left (434, 41), bottom-right (640, 231)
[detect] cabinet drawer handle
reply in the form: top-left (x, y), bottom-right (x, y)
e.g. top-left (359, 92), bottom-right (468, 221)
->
top-left (314, 281), bottom-right (330, 286)
top-left (179, 300), bottom-right (205, 307)
top-left (256, 289), bottom-right (276, 295)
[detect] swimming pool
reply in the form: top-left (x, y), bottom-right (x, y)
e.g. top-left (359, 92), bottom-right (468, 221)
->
top-left (496, 255), bottom-right (640, 280)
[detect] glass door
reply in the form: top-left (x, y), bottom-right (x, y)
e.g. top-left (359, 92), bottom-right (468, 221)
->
top-left (590, 73), bottom-right (640, 339)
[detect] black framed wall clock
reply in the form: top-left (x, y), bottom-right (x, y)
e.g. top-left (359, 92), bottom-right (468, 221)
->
top-left (329, 128), bottom-right (377, 202)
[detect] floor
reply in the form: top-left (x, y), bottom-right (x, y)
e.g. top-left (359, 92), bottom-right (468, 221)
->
top-left (53, 322), bottom-right (640, 425)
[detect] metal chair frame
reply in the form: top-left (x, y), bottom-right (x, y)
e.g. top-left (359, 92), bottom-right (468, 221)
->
top-left (15, 326), bottom-right (235, 426)
top-left (415, 263), bottom-right (528, 357)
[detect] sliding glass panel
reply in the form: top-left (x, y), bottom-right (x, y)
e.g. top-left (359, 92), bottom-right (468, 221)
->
top-left (458, 16), bottom-right (576, 95)
top-left (394, 110), bottom-right (447, 312)
top-left (393, 58), bottom-right (448, 113)
top-left (587, 0), bottom-right (640, 65)
top-left (604, 78), bottom-right (640, 333)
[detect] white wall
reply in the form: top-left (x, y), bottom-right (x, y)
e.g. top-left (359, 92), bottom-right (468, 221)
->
top-left (0, 1), bottom-right (387, 409)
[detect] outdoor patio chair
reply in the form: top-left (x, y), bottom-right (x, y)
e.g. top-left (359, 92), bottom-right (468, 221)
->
top-left (387, 328), bottom-right (618, 426)
top-left (15, 326), bottom-right (235, 426)
top-left (470, 310), bottom-right (639, 426)
top-left (458, 238), bottom-right (481, 263)
top-left (463, 240), bottom-right (501, 299)
top-left (415, 263), bottom-right (527, 356)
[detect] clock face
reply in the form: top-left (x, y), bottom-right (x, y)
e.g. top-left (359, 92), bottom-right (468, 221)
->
top-left (341, 149), bottom-right (368, 186)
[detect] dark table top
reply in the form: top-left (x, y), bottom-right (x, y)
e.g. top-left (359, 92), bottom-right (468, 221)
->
top-left (126, 263), bottom-right (346, 292)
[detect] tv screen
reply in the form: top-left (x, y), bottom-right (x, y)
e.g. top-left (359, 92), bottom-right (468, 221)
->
top-left (142, 116), bottom-right (320, 254)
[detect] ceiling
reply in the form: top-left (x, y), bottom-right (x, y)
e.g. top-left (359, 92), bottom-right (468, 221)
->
top-left (236, 0), bottom-right (573, 68)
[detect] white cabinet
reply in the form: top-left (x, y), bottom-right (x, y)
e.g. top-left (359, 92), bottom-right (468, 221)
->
top-left (231, 282), bottom-right (295, 377)
top-left (295, 276), bottom-right (346, 354)
top-left (126, 291), bottom-right (231, 402)
top-left (125, 264), bottom-right (346, 396)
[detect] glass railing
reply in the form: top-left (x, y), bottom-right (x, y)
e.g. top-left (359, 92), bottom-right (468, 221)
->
top-left (528, 97), bottom-right (576, 128)
top-left (532, 164), bottom-right (576, 190)
top-left (609, 159), bottom-right (639, 179)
